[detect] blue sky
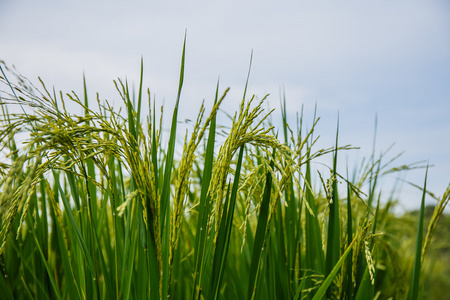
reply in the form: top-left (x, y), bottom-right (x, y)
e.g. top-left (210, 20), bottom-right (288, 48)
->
top-left (1, 1), bottom-right (449, 210)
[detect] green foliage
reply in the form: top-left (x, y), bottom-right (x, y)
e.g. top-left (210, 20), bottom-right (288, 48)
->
top-left (0, 46), bottom-right (449, 300)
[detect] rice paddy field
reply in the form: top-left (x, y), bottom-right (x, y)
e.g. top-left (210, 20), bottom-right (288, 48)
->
top-left (0, 41), bottom-right (449, 299)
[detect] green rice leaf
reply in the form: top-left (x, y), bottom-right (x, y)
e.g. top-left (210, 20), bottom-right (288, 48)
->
top-left (161, 32), bottom-right (186, 299)
top-left (192, 79), bottom-right (219, 300)
top-left (0, 262), bottom-right (20, 300)
top-left (52, 169), bottom-right (96, 283)
top-left (247, 151), bottom-right (275, 300)
top-left (312, 235), bottom-right (357, 300)
top-left (408, 166), bottom-right (428, 300)
top-left (346, 181), bottom-right (354, 300)
top-left (208, 145), bottom-right (245, 300)
top-left (325, 116), bottom-right (340, 296)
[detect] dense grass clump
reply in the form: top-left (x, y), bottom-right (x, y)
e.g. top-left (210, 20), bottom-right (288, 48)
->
top-left (0, 43), bottom-right (449, 299)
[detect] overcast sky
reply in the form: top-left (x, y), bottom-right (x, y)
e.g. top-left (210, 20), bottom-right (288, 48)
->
top-left (1, 1), bottom-right (449, 210)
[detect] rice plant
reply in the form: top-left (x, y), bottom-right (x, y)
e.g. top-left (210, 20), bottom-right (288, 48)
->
top-left (0, 40), bottom-right (449, 299)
